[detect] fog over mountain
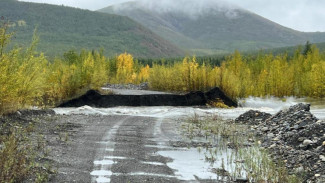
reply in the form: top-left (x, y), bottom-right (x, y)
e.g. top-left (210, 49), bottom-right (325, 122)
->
top-left (112, 0), bottom-right (241, 19)
top-left (100, 0), bottom-right (325, 55)
top-left (20, 0), bottom-right (325, 32)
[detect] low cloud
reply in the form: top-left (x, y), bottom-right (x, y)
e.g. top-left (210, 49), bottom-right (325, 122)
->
top-left (114, 0), bottom-right (241, 19)
top-left (226, 0), bottom-right (325, 32)
top-left (18, 0), bottom-right (325, 31)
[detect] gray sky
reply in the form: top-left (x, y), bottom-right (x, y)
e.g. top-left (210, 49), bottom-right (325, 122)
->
top-left (19, 0), bottom-right (325, 32)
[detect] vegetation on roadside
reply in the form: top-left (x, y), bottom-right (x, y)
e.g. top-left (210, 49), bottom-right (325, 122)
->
top-left (0, 24), bottom-right (109, 114)
top-left (182, 116), bottom-right (301, 183)
top-left (0, 123), bottom-right (53, 183)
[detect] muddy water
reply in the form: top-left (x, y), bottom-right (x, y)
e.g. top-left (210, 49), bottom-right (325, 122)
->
top-left (54, 97), bottom-right (325, 182)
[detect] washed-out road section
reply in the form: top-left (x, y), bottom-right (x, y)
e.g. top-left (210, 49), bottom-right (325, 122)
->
top-left (50, 94), bottom-right (325, 182)
top-left (50, 109), bottom-right (224, 182)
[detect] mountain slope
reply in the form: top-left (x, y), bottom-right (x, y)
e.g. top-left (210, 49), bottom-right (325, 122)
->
top-left (99, 0), bottom-right (325, 55)
top-left (0, 0), bottom-right (184, 58)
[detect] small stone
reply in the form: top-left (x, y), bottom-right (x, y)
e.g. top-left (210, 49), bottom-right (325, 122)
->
top-left (320, 155), bottom-right (325, 162)
top-left (261, 127), bottom-right (269, 132)
top-left (298, 137), bottom-right (304, 142)
top-left (303, 139), bottom-right (313, 146)
top-left (295, 166), bottom-right (304, 173)
top-left (315, 174), bottom-right (321, 177)
top-left (267, 133), bottom-right (275, 138)
top-left (270, 144), bottom-right (276, 148)
top-left (323, 141), bottom-right (325, 146)
top-left (273, 137), bottom-right (280, 141)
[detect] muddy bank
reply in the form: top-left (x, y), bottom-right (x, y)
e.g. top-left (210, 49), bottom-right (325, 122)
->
top-left (236, 103), bottom-right (325, 183)
top-left (58, 87), bottom-right (237, 108)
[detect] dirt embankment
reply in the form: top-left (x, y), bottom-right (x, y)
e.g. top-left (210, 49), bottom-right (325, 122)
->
top-left (236, 103), bottom-right (325, 183)
top-left (58, 87), bottom-right (237, 108)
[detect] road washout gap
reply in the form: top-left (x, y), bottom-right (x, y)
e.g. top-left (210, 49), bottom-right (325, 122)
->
top-left (57, 87), bottom-right (237, 108)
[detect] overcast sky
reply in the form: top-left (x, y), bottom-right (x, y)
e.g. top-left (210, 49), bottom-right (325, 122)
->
top-left (19, 0), bottom-right (325, 32)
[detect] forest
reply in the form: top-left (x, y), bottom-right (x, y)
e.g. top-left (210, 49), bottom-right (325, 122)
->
top-left (1, 25), bottom-right (325, 114)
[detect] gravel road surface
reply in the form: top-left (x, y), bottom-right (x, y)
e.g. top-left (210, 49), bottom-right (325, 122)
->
top-left (47, 112), bottom-right (219, 183)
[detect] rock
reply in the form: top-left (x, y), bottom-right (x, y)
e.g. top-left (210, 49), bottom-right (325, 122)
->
top-left (267, 133), bottom-right (275, 138)
top-left (261, 127), bottom-right (269, 132)
top-left (320, 155), bottom-right (325, 162)
top-left (273, 137), bottom-right (280, 141)
top-left (235, 110), bottom-right (271, 125)
top-left (303, 139), bottom-right (313, 146)
top-left (298, 137), bottom-right (304, 142)
top-left (295, 166), bottom-right (304, 174)
top-left (270, 144), bottom-right (276, 148)
top-left (323, 141), bottom-right (325, 146)
top-left (315, 174), bottom-right (321, 177)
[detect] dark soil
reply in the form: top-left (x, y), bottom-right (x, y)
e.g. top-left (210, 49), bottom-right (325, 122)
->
top-left (58, 87), bottom-right (237, 108)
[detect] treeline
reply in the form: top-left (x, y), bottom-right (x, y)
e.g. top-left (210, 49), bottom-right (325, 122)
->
top-left (149, 46), bottom-right (325, 99)
top-left (0, 25), bottom-right (151, 114)
top-left (1, 25), bottom-right (325, 114)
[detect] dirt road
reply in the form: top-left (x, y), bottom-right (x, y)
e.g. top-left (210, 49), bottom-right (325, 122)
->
top-left (47, 112), bottom-right (215, 183)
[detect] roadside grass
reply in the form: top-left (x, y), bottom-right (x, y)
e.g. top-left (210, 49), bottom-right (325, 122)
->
top-left (0, 120), bottom-right (56, 183)
top-left (181, 115), bottom-right (301, 183)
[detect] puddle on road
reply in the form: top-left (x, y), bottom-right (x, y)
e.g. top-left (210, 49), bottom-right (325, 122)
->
top-left (158, 147), bottom-right (243, 181)
top-left (141, 161), bottom-right (165, 166)
top-left (94, 160), bottom-right (114, 165)
top-left (90, 170), bottom-right (112, 183)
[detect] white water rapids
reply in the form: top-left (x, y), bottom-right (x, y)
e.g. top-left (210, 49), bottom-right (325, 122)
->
top-left (54, 97), bottom-right (325, 120)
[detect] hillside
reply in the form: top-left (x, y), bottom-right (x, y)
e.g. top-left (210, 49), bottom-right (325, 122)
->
top-left (253, 41), bottom-right (325, 56)
top-left (0, 0), bottom-right (184, 58)
top-left (99, 0), bottom-right (325, 55)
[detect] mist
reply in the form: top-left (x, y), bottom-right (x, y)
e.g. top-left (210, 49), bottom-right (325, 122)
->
top-left (18, 0), bottom-right (325, 32)
top-left (113, 0), bottom-right (241, 19)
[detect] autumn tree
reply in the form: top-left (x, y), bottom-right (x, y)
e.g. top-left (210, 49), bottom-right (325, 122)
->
top-left (116, 52), bottom-right (135, 83)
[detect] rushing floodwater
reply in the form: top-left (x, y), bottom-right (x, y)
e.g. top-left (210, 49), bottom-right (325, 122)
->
top-left (54, 97), bottom-right (325, 120)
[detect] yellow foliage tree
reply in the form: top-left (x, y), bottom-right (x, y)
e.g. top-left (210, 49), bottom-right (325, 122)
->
top-left (116, 52), bottom-right (134, 83)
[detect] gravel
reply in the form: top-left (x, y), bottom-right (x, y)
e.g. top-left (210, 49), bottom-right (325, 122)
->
top-left (236, 103), bottom-right (325, 183)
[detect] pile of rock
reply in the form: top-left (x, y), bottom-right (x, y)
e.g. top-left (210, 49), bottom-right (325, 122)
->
top-left (104, 83), bottom-right (149, 90)
top-left (236, 103), bottom-right (325, 182)
top-left (235, 110), bottom-right (271, 125)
